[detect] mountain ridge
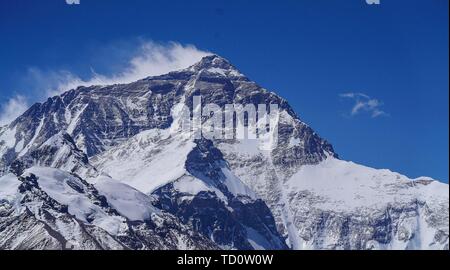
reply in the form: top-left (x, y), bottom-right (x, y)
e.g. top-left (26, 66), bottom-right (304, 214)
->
top-left (0, 55), bottom-right (448, 250)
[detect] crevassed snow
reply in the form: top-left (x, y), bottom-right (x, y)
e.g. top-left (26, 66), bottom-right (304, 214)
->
top-left (92, 174), bottom-right (160, 221)
top-left (24, 167), bottom-right (125, 235)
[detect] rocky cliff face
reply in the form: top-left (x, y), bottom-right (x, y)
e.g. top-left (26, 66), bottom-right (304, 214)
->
top-left (0, 55), bottom-right (448, 250)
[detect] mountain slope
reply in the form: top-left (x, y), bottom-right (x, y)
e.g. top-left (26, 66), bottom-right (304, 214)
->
top-left (91, 127), bottom-right (287, 249)
top-left (0, 167), bottom-right (217, 250)
top-left (219, 140), bottom-right (449, 249)
top-left (0, 55), bottom-right (448, 250)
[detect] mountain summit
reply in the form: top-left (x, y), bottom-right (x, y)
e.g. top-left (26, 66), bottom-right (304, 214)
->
top-left (0, 55), bottom-right (448, 250)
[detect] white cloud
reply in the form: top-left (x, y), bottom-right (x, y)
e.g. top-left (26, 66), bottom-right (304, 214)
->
top-left (340, 92), bottom-right (388, 118)
top-left (46, 41), bottom-right (211, 96)
top-left (0, 41), bottom-right (211, 125)
top-left (0, 95), bottom-right (29, 126)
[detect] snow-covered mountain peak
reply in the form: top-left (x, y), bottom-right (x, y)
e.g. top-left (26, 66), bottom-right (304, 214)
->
top-left (0, 54), bottom-right (448, 250)
top-left (190, 54), bottom-right (234, 70)
top-left (183, 54), bottom-right (245, 79)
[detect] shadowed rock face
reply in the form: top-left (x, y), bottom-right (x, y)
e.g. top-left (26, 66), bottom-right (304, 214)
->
top-left (152, 138), bottom-right (288, 250)
top-left (0, 55), bottom-right (448, 250)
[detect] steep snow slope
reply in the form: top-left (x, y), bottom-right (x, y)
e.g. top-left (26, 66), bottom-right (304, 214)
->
top-left (91, 175), bottom-right (161, 221)
top-left (91, 128), bottom-right (286, 250)
top-left (91, 129), bottom-right (196, 194)
top-left (91, 128), bottom-right (255, 199)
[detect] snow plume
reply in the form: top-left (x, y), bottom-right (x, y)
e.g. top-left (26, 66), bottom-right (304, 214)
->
top-left (0, 95), bottom-right (28, 126)
top-left (34, 41), bottom-right (211, 97)
top-left (0, 41), bottom-right (210, 124)
top-left (340, 92), bottom-right (388, 118)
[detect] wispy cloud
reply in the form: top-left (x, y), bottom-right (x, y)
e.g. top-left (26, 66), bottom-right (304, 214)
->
top-left (340, 92), bottom-right (388, 118)
top-left (32, 41), bottom-right (211, 97)
top-left (0, 41), bottom-right (211, 125)
top-left (0, 95), bottom-right (29, 126)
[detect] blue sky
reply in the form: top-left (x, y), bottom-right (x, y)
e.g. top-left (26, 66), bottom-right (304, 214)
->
top-left (0, 0), bottom-right (448, 182)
